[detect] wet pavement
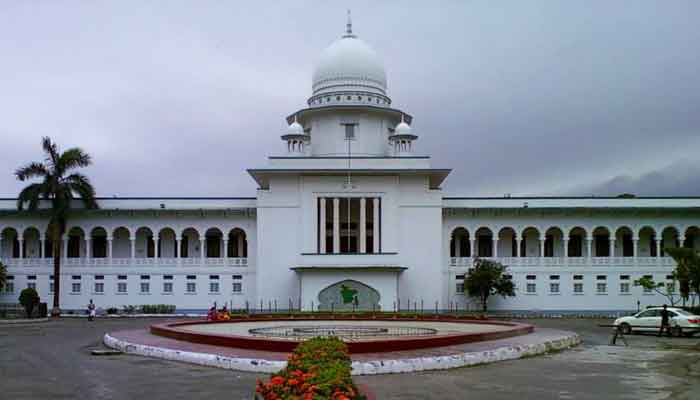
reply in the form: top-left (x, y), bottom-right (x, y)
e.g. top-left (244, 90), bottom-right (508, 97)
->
top-left (0, 317), bottom-right (698, 399)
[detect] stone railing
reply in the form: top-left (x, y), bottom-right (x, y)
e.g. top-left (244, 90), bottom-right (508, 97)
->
top-left (448, 256), bottom-right (675, 268)
top-left (0, 257), bottom-right (248, 268)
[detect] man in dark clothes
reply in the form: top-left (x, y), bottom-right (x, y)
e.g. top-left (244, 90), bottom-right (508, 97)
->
top-left (658, 304), bottom-right (671, 337)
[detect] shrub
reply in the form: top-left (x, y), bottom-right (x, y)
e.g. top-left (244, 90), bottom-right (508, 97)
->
top-left (141, 304), bottom-right (176, 314)
top-left (256, 337), bottom-right (365, 400)
top-left (106, 307), bottom-right (118, 315)
top-left (19, 288), bottom-right (40, 318)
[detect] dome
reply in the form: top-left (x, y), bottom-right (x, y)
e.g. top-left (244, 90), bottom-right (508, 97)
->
top-left (311, 34), bottom-right (387, 97)
top-left (288, 121), bottom-right (304, 135)
top-left (395, 121), bottom-right (411, 135)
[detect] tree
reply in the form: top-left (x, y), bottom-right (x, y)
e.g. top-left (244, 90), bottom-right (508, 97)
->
top-left (19, 287), bottom-right (40, 318)
top-left (464, 258), bottom-right (516, 312)
top-left (665, 247), bottom-right (700, 306)
top-left (633, 275), bottom-right (680, 306)
top-left (16, 137), bottom-right (98, 317)
top-left (0, 261), bottom-right (7, 291)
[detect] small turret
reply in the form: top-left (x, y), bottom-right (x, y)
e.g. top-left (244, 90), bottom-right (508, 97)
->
top-left (281, 117), bottom-right (310, 156)
top-left (388, 117), bottom-right (417, 156)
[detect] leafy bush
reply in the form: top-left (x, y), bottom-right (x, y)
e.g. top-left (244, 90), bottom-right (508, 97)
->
top-left (141, 304), bottom-right (176, 314)
top-left (122, 305), bottom-right (137, 314)
top-left (19, 287), bottom-right (40, 318)
top-left (256, 337), bottom-right (365, 400)
top-left (106, 307), bottom-right (118, 315)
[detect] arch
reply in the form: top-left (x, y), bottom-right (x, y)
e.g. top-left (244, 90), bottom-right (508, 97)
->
top-left (497, 227), bottom-right (517, 257)
top-left (204, 227), bottom-right (224, 258)
top-left (638, 226), bottom-right (658, 257)
top-left (228, 228), bottom-right (247, 258)
top-left (450, 227), bottom-right (470, 258)
top-left (112, 226), bottom-right (132, 258)
top-left (90, 226), bottom-right (108, 258)
top-left (521, 226), bottom-right (541, 258)
top-left (592, 226), bottom-right (611, 257)
top-left (660, 226), bottom-right (681, 256)
top-left (135, 227), bottom-right (155, 258)
top-left (158, 227), bottom-right (177, 258)
top-left (66, 226), bottom-right (86, 258)
top-left (544, 226), bottom-right (564, 258)
top-left (22, 227), bottom-right (41, 258)
top-left (614, 226), bottom-right (634, 257)
top-left (684, 226), bottom-right (700, 251)
top-left (0, 227), bottom-right (19, 258)
top-left (180, 227), bottom-right (201, 258)
top-left (568, 226), bottom-right (587, 258)
top-left (474, 227), bottom-right (493, 258)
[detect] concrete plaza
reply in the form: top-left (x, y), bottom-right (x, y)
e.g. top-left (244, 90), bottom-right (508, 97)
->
top-left (0, 318), bottom-right (698, 399)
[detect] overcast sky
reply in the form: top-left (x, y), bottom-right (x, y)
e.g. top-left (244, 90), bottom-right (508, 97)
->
top-left (1, 1), bottom-right (699, 198)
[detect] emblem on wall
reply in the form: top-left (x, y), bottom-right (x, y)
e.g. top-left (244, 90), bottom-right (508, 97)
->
top-left (318, 280), bottom-right (380, 311)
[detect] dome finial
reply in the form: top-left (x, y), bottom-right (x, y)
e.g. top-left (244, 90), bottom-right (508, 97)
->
top-left (343, 10), bottom-right (355, 38)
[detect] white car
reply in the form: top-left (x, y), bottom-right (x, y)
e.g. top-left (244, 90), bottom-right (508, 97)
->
top-left (614, 307), bottom-right (700, 337)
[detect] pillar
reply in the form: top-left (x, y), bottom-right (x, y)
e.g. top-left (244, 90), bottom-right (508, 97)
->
top-left (656, 239), bottom-right (662, 259)
top-left (175, 237), bottom-right (181, 259)
top-left (587, 237), bottom-right (593, 258)
top-left (130, 238), bottom-right (136, 259)
top-left (632, 237), bottom-right (639, 258)
top-left (372, 197), bottom-right (380, 253)
top-left (539, 238), bottom-right (545, 258)
top-left (563, 238), bottom-right (569, 266)
top-left (359, 197), bottom-right (367, 253)
top-left (155, 238), bottom-right (160, 259)
top-left (319, 197), bottom-right (326, 253)
top-left (107, 236), bottom-right (113, 262)
top-left (18, 239), bottom-right (24, 260)
top-left (62, 236), bottom-right (68, 260)
top-left (492, 238), bottom-right (498, 258)
top-left (515, 237), bottom-right (520, 257)
top-left (609, 239), bottom-right (615, 258)
top-left (222, 239), bottom-right (228, 258)
top-left (469, 238), bottom-right (475, 258)
top-left (40, 237), bottom-right (45, 259)
top-left (85, 238), bottom-right (91, 260)
top-left (455, 235), bottom-right (461, 257)
top-left (333, 198), bottom-right (340, 254)
top-left (200, 238), bottom-right (206, 263)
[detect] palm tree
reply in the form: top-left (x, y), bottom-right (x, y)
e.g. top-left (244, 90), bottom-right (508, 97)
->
top-left (15, 137), bottom-right (98, 316)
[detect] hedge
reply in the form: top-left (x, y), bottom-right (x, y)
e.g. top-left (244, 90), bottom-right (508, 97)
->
top-left (256, 337), bottom-right (366, 400)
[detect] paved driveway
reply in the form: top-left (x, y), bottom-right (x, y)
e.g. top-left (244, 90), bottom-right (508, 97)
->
top-left (0, 318), bottom-right (698, 399)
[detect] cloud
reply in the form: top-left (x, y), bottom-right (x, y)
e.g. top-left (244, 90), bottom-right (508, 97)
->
top-left (571, 159), bottom-right (700, 197)
top-left (1, 1), bottom-right (699, 198)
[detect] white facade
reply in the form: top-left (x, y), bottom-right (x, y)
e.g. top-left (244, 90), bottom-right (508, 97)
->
top-left (2, 23), bottom-right (699, 313)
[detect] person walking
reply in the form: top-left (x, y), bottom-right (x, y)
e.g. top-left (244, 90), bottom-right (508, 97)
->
top-left (87, 299), bottom-right (96, 321)
top-left (658, 304), bottom-right (671, 337)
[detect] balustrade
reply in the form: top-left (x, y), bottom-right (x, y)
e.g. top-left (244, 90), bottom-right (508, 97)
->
top-left (448, 256), bottom-right (675, 268)
top-left (0, 257), bottom-right (249, 268)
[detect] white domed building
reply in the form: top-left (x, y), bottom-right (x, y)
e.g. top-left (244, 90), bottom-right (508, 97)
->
top-left (1, 20), bottom-right (698, 314)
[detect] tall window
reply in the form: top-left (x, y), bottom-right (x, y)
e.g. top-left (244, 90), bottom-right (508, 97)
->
top-left (67, 235), bottom-right (81, 258)
top-left (343, 123), bottom-right (356, 140)
top-left (318, 197), bottom-right (380, 254)
top-left (594, 234), bottom-right (609, 257)
top-left (568, 235), bottom-right (583, 257)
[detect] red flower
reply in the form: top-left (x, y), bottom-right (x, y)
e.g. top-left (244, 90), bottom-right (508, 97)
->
top-left (288, 379), bottom-right (299, 386)
top-left (270, 376), bottom-right (285, 386)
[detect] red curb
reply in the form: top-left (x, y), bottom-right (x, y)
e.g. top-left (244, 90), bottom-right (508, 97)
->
top-left (150, 316), bottom-right (534, 354)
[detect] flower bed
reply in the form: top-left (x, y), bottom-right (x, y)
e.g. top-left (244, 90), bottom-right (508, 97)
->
top-left (256, 337), bottom-right (366, 400)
